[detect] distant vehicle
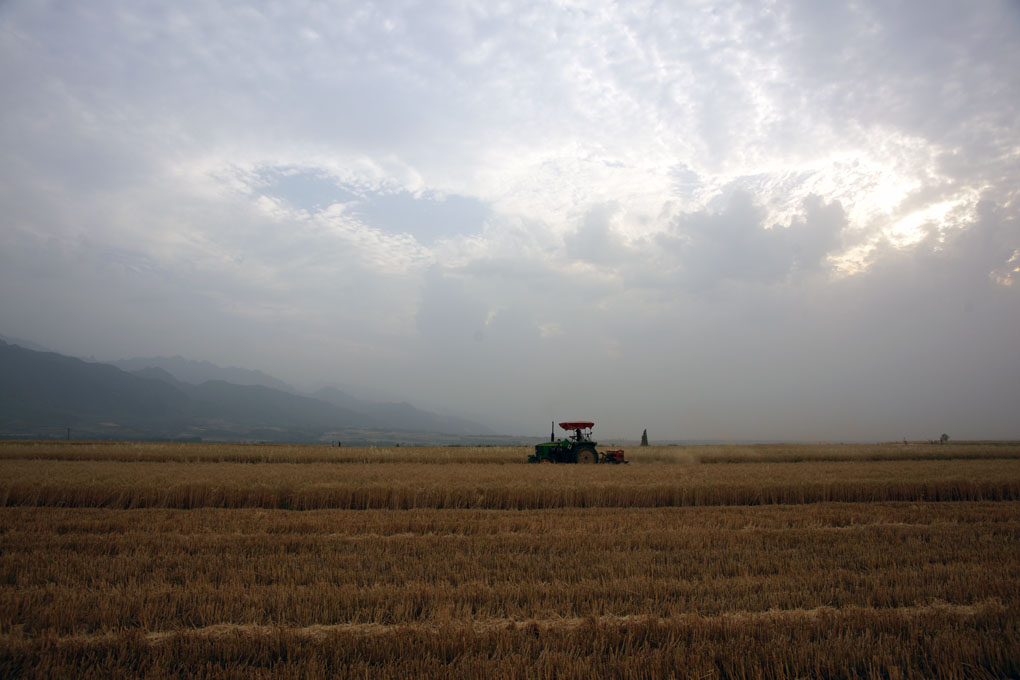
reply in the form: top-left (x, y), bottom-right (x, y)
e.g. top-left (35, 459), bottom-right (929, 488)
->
top-left (528, 421), bottom-right (627, 464)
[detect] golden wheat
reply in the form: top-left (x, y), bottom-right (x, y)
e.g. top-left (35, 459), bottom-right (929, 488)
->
top-left (2, 458), bottom-right (1019, 509)
top-left (2, 440), bottom-right (1018, 464)
top-left (1, 445), bottom-right (1019, 677)
top-left (3, 603), bottom-right (1017, 679)
top-left (2, 502), bottom-right (1019, 677)
top-left (2, 503), bottom-right (1018, 633)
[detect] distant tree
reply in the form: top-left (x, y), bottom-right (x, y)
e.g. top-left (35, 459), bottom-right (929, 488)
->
top-left (940, 433), bottom-right (949, 445)
top-left (640, 429), bottom-right (648, 446)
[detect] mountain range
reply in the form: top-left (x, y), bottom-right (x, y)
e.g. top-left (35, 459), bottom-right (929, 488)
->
top-left (0, 340), bottom-right (497, 443)
top-left (112, 356), bottom-right (293, 391)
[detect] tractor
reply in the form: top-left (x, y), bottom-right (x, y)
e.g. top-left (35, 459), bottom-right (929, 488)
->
top-left (528, 421), bottom-right (627, 464)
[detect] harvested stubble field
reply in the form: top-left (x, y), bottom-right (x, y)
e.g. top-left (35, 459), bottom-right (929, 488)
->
top-left (1, 442), bottom-right (1019, 678)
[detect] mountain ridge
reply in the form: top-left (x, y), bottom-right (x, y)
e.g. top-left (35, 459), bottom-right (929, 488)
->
top-left (113, 355), bottom-right (293, 391)
top-left (0, 341), bottom-right (496, 442)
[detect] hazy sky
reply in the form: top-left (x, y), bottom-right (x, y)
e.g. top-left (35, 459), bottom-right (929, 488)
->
top-left (2, 1), bottom-right (1018, 440)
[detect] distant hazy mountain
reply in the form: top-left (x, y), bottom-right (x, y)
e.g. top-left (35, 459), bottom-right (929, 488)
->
top-left (0, 341), bottom-right (191, 439)
top-left (112, 356), bottom-right (293, 391)
top-left (119, 358), bottom-right (493, 435)
top-left (188, 381), bottom-right (376, 430)
top-left (313, 387), bottom-right (494, 436)
top-left (0, 341), bottom-right (497, 442)
top-left (0, 334), bottom-right (53, 353)
top-left (129, 366), bottom-right (188, 388)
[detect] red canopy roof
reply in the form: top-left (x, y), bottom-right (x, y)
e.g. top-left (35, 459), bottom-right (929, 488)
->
top-left (559, 421), bottom-right (594, 430)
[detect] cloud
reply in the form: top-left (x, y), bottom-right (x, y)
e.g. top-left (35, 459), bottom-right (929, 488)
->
top-left (1, 0), bottom-right (1018, 439)
top-left (652, 192), bottom-right (846, 289)
top-left (564, 203), bottom-right (628, 265)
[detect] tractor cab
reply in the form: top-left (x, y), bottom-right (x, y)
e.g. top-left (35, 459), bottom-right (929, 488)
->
top-left (528, 421), bottom-right (627, 464)
top-left (562, 421), bottom-right (594, 443)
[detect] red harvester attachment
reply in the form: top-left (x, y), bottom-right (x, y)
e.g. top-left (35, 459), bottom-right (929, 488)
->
top-left (602, 449), bottom-right (627, 464)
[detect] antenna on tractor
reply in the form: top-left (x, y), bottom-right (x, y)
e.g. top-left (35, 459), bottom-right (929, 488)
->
top-left (550, 421), bottom-right (554, 442)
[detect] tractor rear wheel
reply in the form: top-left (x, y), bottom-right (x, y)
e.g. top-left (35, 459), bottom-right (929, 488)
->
top-left (576, 447), bottom-right (597, 464)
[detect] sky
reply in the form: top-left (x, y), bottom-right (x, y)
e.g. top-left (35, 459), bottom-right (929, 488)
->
top-left (1, 1), bottom-right (1018, 440)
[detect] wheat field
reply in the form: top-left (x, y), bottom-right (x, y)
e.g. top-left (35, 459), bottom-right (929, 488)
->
top-left (2, 442), bottom-right (1019, 678)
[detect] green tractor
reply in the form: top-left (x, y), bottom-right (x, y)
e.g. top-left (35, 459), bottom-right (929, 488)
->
top-left (528, 421), bottom-right (627, 464)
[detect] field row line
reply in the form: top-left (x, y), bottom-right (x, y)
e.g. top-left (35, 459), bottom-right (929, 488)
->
top-left (4, 600), bottom-right (1006, 648)
top-left (146, 600), bottom-right (1007, 640)
top-left (4, 481), bottom-right (1018, 508)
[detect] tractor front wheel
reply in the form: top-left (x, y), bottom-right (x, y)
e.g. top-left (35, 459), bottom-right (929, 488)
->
top-left (576, 447), bottom-right (597, 464)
